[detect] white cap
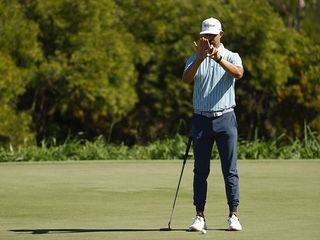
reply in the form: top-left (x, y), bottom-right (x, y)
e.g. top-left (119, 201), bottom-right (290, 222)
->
top-left (200, 17), bottom-right (222, 35)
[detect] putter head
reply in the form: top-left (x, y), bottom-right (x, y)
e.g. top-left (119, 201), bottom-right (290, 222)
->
top-left (159, 227), bottom-right (172, 231)
top-left (159, 223), bottom-right (172, 231)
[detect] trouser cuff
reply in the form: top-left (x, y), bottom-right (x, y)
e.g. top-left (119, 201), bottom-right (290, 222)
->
top-left (229, 205), bottom-right (238, 212)
top-left (195, 204), bottom-right (205, 212)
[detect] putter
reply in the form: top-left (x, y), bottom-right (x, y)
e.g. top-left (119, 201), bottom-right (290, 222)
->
top-left (161, 136), bottom-right (192, 231)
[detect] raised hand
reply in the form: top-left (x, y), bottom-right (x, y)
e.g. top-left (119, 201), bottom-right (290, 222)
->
top-left (207, 46), bottom-right (220, 61)
top-left (193, 37), bottom-right (212, 61)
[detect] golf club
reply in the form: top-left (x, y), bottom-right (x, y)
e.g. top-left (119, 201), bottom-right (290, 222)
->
top-left (161, 136), bottom-right (192, 231)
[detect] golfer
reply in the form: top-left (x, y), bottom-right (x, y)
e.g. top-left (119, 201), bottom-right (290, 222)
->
top-left (182, 17), bottom-right (244, 231)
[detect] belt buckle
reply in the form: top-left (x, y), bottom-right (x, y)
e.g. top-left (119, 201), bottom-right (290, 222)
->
top-left (214, 111), bottom-right (223, 117)
top-left (198, 110), bottom-right (224, 118)
top-left (203, 111), bottom-right (222, 117)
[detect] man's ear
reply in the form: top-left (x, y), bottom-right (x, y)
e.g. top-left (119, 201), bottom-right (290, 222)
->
top-left (219, 31), bottom-right (224, 37)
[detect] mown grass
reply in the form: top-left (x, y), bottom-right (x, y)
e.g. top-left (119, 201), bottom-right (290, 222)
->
top-left (1, 160), bottom-right (320, 240)
top-left (0, 126), bottom-right (319, 162)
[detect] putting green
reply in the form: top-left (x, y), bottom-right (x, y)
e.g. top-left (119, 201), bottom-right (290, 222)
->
top-left (0, 160), bottom-right (319, 240)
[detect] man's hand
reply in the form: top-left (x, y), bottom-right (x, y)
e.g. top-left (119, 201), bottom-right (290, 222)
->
top-left (194, 37), bottom-right (212, 61)
top-left (207, 47), bottom-right (221, 62)
top-left (194, 37), bottom-right (222, 62)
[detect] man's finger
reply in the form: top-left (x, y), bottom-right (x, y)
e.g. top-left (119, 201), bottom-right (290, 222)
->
top-left (200, 37), bottom-right (206, 47)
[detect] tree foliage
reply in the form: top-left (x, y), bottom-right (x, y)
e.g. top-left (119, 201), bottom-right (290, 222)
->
top-left (19, 0), bottom-right (138, 143)
top-left (0, 0), bottom-right (319, 146)
top-left (0, 0), bottom-right (41, 145)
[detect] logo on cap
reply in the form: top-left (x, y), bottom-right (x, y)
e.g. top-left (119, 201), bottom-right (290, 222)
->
top-left (200, 18), bottom-right (222, 35)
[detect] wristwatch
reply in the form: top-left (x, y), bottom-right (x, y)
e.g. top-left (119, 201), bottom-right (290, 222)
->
top-left (215, 55), bottom-right (222, 63)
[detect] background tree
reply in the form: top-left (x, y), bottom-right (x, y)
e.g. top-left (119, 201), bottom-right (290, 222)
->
top-left (267, 0), bottom-right (307, 30)
top-left (19, 0), bottom-right (138, 143)
top-left (112, 0), bottom-right (225, 144)
top-left (114, 0), bottom-right (320, 142)
top-left (0, 0), bottom-right (319, 146)
top-left (221, 0), bottom-right (298, 138)
top-left (265, 0), bottom-right (320, 137)
top-left (0, 0), bottom-right (41, 146)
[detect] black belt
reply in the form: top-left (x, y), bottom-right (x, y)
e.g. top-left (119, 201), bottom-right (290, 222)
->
top-left (194, 108), bottom-right (234, 117)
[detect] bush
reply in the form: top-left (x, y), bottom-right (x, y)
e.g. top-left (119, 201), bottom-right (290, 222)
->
top-left (0, 130), bottom-right (319, 162)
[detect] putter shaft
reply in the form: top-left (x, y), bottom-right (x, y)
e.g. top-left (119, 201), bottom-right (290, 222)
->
top-left (167, 136), bottom-right (192, 229)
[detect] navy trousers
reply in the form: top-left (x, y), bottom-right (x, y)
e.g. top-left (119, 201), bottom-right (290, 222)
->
top-left (192, 111), bottom-right (239, 212)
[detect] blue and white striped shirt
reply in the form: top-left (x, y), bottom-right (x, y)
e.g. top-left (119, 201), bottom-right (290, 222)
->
top-left (184, 44), bottom-right (243, 112)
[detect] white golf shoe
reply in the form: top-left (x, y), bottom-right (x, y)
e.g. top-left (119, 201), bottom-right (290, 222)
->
top-left (188, 216), bottom-right (207, 232)
top-left (228, 214), bottom-right (242, 231)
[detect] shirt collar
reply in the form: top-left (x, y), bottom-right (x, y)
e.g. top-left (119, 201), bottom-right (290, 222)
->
top-left (218, 43), bottom-right (224, 51)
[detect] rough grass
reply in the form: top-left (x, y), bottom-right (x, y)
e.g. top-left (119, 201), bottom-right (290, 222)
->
top-left (0, 127), bottom-right (320, 162)
top-left (0, 160), bottom-right (319, 240)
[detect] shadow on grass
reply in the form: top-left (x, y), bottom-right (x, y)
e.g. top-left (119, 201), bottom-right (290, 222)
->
top-left (11, 228), bottom-right (228, 234)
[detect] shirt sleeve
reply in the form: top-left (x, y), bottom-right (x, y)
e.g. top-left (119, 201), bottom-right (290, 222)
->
top-left (231, 53), bottom-right (243, 68)
top-left (184, 55), bottom-right (197, 71)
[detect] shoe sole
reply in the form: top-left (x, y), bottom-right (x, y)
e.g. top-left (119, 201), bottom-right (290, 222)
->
top-left (187, 228), bottom-right (204, 232)
top-left (228, 227), bottom-right (242, 231)
top-left (187, 226), bottom-right (207, 232)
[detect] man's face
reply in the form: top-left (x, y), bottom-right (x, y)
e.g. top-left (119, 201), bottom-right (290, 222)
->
top-left (201, 32), bottom-right (223, 47)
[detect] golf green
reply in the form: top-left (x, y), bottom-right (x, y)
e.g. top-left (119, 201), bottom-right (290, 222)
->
top-left (0, 160), bottom-right (319, 240)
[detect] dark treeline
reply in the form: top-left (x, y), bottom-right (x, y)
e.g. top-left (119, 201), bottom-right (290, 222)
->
top-left (0, 0), bottom-right (319, 146)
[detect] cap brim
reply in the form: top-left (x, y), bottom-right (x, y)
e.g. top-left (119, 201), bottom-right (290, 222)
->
top-left (200, 30), bottom-right (221, 35)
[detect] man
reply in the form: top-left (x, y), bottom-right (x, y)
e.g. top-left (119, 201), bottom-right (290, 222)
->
top-left (182, 17), bottom-right (244, 232)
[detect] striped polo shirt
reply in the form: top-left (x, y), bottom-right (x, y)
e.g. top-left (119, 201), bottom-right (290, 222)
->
top-left (184, 44), bottom-right (243, 112)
